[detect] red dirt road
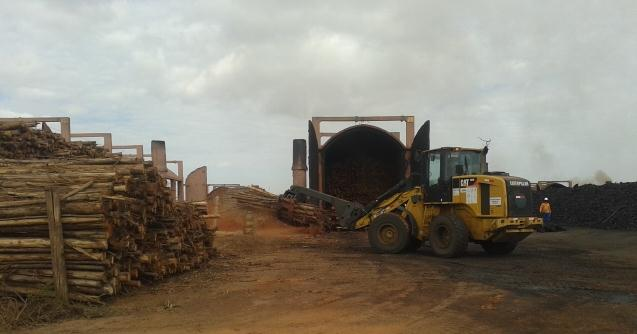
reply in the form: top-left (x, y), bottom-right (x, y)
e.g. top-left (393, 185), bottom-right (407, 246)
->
top-left (18, 226), bottom-right (637, 334)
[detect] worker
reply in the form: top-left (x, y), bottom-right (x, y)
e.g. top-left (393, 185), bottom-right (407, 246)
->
top-left (539, 197), bottom-right (552, 224)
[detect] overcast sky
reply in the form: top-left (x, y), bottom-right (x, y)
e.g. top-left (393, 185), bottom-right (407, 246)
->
top-left (1, 1), bottom-right (635, 193)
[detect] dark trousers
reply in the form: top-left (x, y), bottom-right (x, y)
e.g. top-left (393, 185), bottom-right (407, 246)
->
top-left (543, 213), bottom-right (552, 223)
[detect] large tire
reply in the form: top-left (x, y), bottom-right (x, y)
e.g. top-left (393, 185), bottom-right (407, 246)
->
top-left (368, 213), bottom-right (410, 254)
top-left (428, 215), bottom-right (469, 258)
top-left (481, 241), bottom-right (517, 255)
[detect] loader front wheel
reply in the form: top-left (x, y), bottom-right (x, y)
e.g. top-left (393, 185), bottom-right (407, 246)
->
top-left (368, 213), bottom-right (410, 253)
top-left (429, 215), bottom-right (469, 258)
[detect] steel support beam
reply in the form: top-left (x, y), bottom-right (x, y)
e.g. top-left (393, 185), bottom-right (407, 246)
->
top-left (311, 115), bottom-right (415, 148)
top-left (0, 117), bottom-right (71, 141)
top-left (112, 145), bottom-right (144, 160)
top-left (70, 132), bottom-right (113, 152)
top-left (320, 131), bottom-right (401, 139)
top-left (209, 184), bottom-right (240, 191)
top-left (151, 141), bottom-right (168, 173)
top-left (167, 160), bottom-right (184, 201)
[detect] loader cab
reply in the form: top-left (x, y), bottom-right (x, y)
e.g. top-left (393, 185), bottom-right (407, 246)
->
top-left (422, 147), bottom-right (487, 202)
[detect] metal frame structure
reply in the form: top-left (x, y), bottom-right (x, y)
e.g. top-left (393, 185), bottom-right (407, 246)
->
top-left (112, 145), bottom-right (144, 160)
top-left (208, 184), bottom-right (241, 192)
top-left (167, 160), bottom-right (184, 202)
top-left (0, 117), bottom-right (71, 141)
top-left (70, 132), bottom-right (113, 152)
top-left (146, 142), bottom-right (185, 202)
top-left (309, 116), bottom-right (416, 193)
top-left (1, 117), bottom-right (199, 203)
top-left (310, 116), bottom-right (415, 149)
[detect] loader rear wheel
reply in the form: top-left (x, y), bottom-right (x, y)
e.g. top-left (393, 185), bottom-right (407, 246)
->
top-left (429, 215), bottom-right (469, 258)
top-left (481, 241), bottom-right (517, 255)
top-left (368, 213), bottom-right (410, 253)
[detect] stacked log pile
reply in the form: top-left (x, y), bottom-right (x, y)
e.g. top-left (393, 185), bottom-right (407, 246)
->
top-left (0, 158), bottom-right (215, 302)
top-left (230, 186), bottom-right (279, 213)
top-left (208, 186), bottom-right (279, 218)
top-left (0, 121), bottom-right (107, 159)
top-left (535, 182), bottom-right (637, 230)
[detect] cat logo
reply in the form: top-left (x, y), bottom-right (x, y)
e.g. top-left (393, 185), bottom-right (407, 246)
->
top-left (459, 178), bottom-right (476, 187)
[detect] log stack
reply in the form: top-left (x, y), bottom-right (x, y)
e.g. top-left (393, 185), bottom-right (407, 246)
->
top-left (230, 186), bottom-right (279, 213)
top-left (208, 186), bottom-right (279, 216)
top-left (0, 158), bottom-right (215, 302)
top-left (0, 121), bottom-right (108, 159)
top-left (208, 185), bottom-right (338, 230)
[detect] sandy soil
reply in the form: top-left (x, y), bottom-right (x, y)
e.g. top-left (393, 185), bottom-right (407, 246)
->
top-left (17, 225), bottom-right (637, 334)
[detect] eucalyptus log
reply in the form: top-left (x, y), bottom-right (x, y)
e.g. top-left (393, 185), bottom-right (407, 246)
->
top-left (0, 215), bottom-right (105, 227)
top-left (3, 269), bottom-right (106, 281)
top-left (0, 252), bottom-right (107, 263)
top-left (1, 263), bottom-right (106, 271)
top-left (0, 238), bottom-right (107, 250)
top-left (0, 126), bottom-right (216, 302)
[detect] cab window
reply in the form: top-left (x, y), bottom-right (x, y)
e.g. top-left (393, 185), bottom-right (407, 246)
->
top-left (428, 152), bottom-right (441, 186)
top-left (446, 151), bottom-right (481, 177)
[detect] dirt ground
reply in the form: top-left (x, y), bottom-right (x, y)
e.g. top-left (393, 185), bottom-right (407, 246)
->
top-left (17, 224), bottom-right (637, 334)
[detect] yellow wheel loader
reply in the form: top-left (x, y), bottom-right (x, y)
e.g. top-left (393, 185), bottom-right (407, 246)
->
top-left (283, 121), bottom-right (542, 257)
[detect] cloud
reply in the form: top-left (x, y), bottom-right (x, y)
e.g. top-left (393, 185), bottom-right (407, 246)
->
top-left (0, 1), bottom-right (636, 193)
top-left (16, 87), bottom-right (59, 99)
top-left (572, 170), bottom-right (613, 186)
top-left (0, 108), bottom-right (33, 118)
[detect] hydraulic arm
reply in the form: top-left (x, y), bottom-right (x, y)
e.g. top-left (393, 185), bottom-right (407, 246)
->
top-left (283, 178), bottom-right (412, 229)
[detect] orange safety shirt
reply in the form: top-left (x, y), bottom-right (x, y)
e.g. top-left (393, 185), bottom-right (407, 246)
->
top-left (539, 202), bottom-right (552, 214)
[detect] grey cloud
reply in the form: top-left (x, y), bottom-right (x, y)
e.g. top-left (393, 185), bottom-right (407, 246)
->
top-left (0, 1), bottom-right (636, 192)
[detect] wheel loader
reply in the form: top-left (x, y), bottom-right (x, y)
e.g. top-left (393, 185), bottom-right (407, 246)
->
top-left (282, 121), bottom-right (542, 257)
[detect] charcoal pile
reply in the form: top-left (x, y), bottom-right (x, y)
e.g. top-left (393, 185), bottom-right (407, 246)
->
top-left (535, 182), bottom-right (637, 230)
top-left (0, 121), bottom-right (107, 159)
top-left (0, 158), bottom-right (215, 303)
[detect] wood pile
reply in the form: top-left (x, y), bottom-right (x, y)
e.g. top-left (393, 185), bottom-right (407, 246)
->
top-left (0, 158), bottom-right (215, 303)
top-left (209, 185), bottom-right (337, 230)
top-left (277, 198), bottom-right (337, 230)
top-left (208, 186), bottom-right (278, 215)
top-left (231, 187), bottom-right (279, 213)
top-left (0, 121), bottom-right (107, 159)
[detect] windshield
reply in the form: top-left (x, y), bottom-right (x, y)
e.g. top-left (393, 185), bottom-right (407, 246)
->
top-left (446, 151), bottom-right (482, 177)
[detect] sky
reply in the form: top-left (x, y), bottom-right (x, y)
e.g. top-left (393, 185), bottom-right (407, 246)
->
top-left (0, 1), bottom-right (635, 193)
